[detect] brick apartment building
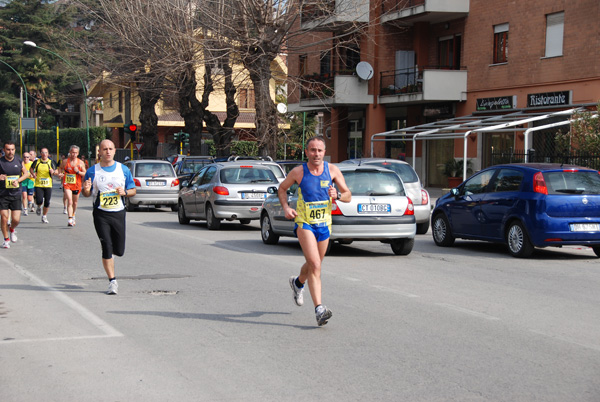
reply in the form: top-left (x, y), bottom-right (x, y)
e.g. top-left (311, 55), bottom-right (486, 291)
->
top-left (287, 0), bottom-right (600, 187)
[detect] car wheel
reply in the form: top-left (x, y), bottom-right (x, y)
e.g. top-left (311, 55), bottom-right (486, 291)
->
top-left (206, 204), bottom-right (221, 230)
top-left (125, 197), bottom-right (136, 212)
top-left (416, 220), bottom-right (430, 235)
top-left (239, 219), bottom-right (251, 225)
top-left (171, 204), bottom-right (178, 212)
top-left (506, 221), bottom-right (534, 258)
top-left (178, 201), bottom-right (190, 225)
top-left (391, 238), bottom-right (414, 255)
top-left (260, 213), bottom-right (279, 244)
top-left (593, 246), bottom-right (600, 258)
top-left (432, 214), bottom-right (455, 247)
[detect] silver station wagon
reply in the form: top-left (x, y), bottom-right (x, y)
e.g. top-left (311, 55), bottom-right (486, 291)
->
top-left (260, 164), bottom-right (417, 255)
top-left (177, 162), bottom-right (280, 229)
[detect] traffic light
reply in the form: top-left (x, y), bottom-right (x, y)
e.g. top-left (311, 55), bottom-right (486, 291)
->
top-left (183, 132), bottom-right (190, 148)
top-left (124, 121), bottom-right (137, 137)
top-left (174, 131), bottom-right (181, 142)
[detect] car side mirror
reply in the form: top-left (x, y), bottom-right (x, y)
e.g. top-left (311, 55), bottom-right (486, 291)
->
top-left (181, 180), bottom-right (189, 187)
top-left (267, 186), bottom-right (278, 194)
top-left (451, 188), bottom-right (460, 197)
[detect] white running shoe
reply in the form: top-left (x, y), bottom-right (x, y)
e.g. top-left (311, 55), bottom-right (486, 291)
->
top-left (289, 276), bottom-right (305, 306)
top-left (41, 215), bottom-right (49, 224)
top-left (2, 240), bottom-right (10, 249)
top-left (29, 204), bottom-right (35, 212)
top-left (68, 218), bottom-right (74, 227)
top-left (63, 207), bottom-right (68, 214)
top-left (316, 305), bottom-right (333, 326)
top-left (23, 208), bottom-right (28, 216)
top-left (107, 280), bottom-right (118, 295)
top-left (36, 205), bottom-right (41, 215)
top-left (9, 230), bottom-right (17, 243)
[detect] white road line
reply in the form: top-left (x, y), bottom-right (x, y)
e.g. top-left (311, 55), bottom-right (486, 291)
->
top-left (371, 285), bottom-right (420, 298)
top-left (528, 329), bottom-right (600, 353)
top-left (435, 303), bottom-right (501, 321)
top-left (1, 256), bottom-right (123, 344)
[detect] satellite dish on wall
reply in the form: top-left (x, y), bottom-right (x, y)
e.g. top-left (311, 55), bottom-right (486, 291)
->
top-left (356, 61), bottom-right (374, 81)
top-left (277, 103), bottom-right (288, 114)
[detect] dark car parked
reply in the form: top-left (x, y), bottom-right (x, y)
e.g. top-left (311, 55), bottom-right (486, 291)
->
top-left (431, 163), bottom-right (600, 258)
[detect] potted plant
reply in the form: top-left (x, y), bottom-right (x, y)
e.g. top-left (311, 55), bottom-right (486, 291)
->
top-left (443, 158), bottom-right (473, 188)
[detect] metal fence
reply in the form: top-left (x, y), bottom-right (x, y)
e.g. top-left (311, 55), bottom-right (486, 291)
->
top-left (491, 150), bottom-right (600, 170)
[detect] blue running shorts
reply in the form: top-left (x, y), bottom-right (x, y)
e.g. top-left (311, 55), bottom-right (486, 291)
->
top-left (295, 222), bottom-right (331, 242)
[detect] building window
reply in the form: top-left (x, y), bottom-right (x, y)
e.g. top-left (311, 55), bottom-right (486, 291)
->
top-left (239, 88), bottom-right (255, 109)
top-left (439, 35), bottom-right (462, 69)
top-left (320, 51), bottom-right (331, 76)
top-left (299, 54), bottom-right (307, 76)
top-left (109, 93), bottom-right (113, 108)
top-left (545, 12), bottom-right (564, 58)
top-left (344, 46), bottom-right (360, 71)
top-left (493, 23), bottom-right (509, 64)
top-left (118, 90), bottom-right (123, 113)
top-left (162, 91), bottom-right (179, 110)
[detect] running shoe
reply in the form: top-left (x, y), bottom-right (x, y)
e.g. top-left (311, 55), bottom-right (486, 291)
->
top-left (107, 280), bottom-right (118, 295)
top-left (316, 306), bottom-right (332, 326)
top-left (289, 276), bottom-right (304, 306)
top-left (41, 215), bottom-right (49, 224)
top-left (9, 230), bottom-right (17, 243)
top-left (63, 207), bottom-right (68, 214)
top-left (67, 218), bottom-right (74, 227)
top-left (23, 208), bottom-right (28, 216)
top-left (29, 204), bottom-right (35, 212)
top-left (2, 240), bottom-right (10, 249)
top-left (36, 205), bottom-right (41, 216)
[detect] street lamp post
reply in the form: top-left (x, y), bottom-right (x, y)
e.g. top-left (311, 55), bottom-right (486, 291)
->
top-left (0, 59), bottom-right (31, 153)
top-left (24, 41), bottom-right (90, 159)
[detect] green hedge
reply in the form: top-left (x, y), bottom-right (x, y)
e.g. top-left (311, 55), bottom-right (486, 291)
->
top-left (204, 140), bottom-right (303, 160)
top-left (20, 126), bottom-right (108, 157)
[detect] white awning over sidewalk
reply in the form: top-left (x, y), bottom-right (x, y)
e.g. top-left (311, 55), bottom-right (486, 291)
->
top-left (371, 106), bottom-right (595, 180)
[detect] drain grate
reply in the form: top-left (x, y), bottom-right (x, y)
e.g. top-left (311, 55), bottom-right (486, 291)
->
top-left (143, 290), bottom-right (179, 296)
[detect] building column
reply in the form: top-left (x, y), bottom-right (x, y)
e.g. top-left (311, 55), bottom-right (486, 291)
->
top-left (364, 104), bottom-right (387, 158)
top-left (326, 107), bottom-right (348, 162)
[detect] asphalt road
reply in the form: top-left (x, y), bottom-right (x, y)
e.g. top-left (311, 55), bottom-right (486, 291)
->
top-left (2, 190), bottom-right (600, 401)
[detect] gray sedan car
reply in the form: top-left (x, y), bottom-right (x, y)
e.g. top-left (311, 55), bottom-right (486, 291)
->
top-left (123, 160), bottom-right (179, 211)
top-left (178, 162), bottom-right (280, 229)
top-left (341, 158), bottom-right (431, 234)
top-left (260, 164), bottom-right (416, 255)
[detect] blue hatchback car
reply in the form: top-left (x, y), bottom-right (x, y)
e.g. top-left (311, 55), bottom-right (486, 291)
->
top-left (431, 163), bottom-right (600, 258)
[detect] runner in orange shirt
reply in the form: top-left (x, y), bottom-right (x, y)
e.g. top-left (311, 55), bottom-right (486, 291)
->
top-left (60, 145), bottom-right (86, 227)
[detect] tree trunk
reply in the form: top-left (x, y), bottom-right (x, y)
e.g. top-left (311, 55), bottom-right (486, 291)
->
top-left (246, 54), bottom-right (278, 158)
top-left (136, 74), bottom-right (163, 157)
top-left (177, 64), bottom-right (205, 139)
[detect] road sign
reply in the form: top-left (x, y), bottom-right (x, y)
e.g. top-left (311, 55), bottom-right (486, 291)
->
top-left (133, 142), bottom-right (143, 152)
top-left (21, 118), bottom-right (37, 130)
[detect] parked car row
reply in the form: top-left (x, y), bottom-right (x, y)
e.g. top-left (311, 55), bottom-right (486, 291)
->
top-left (126, 156), bottom-right (600, 259)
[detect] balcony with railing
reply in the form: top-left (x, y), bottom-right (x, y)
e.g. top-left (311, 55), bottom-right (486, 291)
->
top-left (381, 0), bottom-right (469, 25)
top-left (379, 66), bottom-right (467, 104)
top-left (301, 0), bottom-right (369, 31)
top-left (297, 70), bottom-right (373, 109)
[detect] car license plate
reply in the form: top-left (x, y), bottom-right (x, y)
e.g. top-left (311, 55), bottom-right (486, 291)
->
top-left (146, 180), bottom-right (166, 186)
top-left (242, 193), bottom-right (266, 199)
top-left (358, 204), bottom-right (391, 213)
top-left (570, 223), bottom-right (600, 232)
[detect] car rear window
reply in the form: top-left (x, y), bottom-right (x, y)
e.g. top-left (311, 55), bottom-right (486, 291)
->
top-left (220, 167), bottom-right (278, 184)
top-left (181, 161), bottom-right (210, 174)
top-left (367, 162), bottom-right (419, 183)
top-left (544, 171), bottom-right (600, 195)
top-left (135, 163), bottom-right (175, 177)
top-left (342, 170), bottom-right (406, 196)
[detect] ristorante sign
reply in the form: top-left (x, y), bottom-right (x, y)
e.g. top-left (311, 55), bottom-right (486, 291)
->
top-left (476, 96), bottom-right (515, 111)
top-left (527, 91), bottom-right (570, 107)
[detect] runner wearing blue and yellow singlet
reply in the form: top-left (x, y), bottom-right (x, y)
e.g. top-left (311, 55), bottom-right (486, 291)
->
top-left (20, 152), bottom-right (34, 215)
top-left (278, 136), bottom-right (351, 326)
